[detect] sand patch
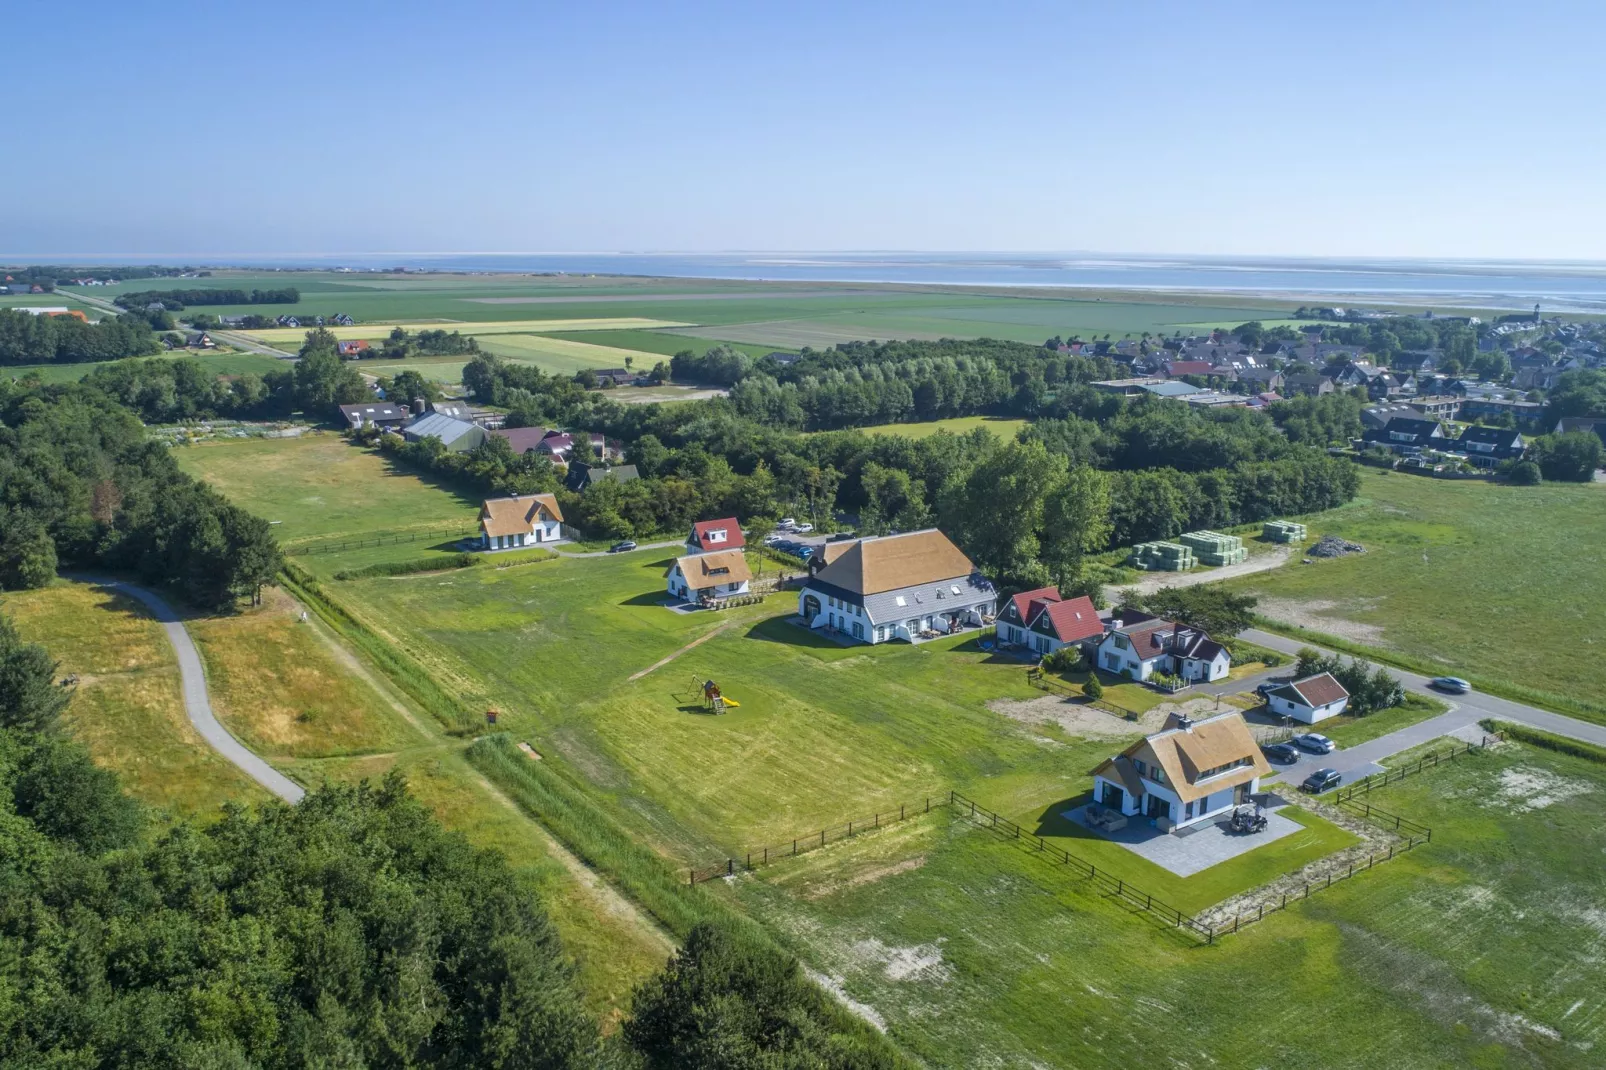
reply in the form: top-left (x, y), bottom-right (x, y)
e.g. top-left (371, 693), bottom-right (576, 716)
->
top-left (804, 856), bottom-right (927, 900)
top-left (846, 938), bottom-right (952, 984)
top-left (990, 696), bottom-right (1168, 739)
top-left (1490, 766), bottom-right (1595, 812)
top-left (1253, 597), bottom-right (1388, 645)
top-left (803, 969), bottom-right (887, 1032)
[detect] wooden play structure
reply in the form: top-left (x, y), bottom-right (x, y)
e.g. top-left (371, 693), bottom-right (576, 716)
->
top-left (701, 678), bottom-right (740, 713)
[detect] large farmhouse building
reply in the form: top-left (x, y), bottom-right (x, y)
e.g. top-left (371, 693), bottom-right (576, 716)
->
top-left (795, 529), bottom-right (995, 644)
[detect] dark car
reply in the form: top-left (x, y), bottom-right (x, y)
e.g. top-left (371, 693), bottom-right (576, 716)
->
top-left (1430, 676), bottom-right (1471, 694)
top-left (1301, 768), bottom-right (1343, 794)
top-left (1254, 681), bottom-right (1278, 697)
top-left (828, 530), bottom-right (858, 542)
top-left (1262, 742), bottom-right (1299, 764)
top-left (1293, 732), bottom-right (1336, 755)
top-left (608, 540), bottom-right (638, 553)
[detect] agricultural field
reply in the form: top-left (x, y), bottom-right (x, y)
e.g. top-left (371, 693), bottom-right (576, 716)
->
top-left (237, 317), bottom-right (692, 343)
top-left (2, 349), bottom-right (287, 385)
top-left (539, 329), bottom-right (788, 361)
top-left (1223, 469), bottom-right (1606, 718)
top-left (701, 737), bottom-right (1606, 1069)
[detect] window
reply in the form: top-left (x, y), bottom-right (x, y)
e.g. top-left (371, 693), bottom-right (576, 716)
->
top-left (1184, 800), bottom-right (1194, 820)
top-left (1133, 759), bottom-right (1146, 776)
top-left (852, 622), bottom-right (863, 639)
top-left (895, 595), bottom-right (907, 607)
top-left (951, 585), bottom-right (963, 595)
top-left (1113, 636), bottom-right (1129, 650)
top-left (1196, 757), bottom-right (1253, 781)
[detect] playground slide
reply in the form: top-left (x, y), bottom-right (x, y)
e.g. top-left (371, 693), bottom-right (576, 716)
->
top-left (721, 697), bottom-right (740, 707)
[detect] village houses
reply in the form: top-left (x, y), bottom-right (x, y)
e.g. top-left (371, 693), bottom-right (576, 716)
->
top-left (1092, 711), bottom-right (1273, 832)
top-left (1096, 611), bottom-right (1231, 683)
top-left (795, 529), bottom-right (995, 644)
top-left (993, 587), bottom-right (1104, 657)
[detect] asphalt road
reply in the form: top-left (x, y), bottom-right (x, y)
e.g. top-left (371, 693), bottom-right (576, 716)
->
top-left (1241, 627), bottom-right (1606, 788)
top-left (90, 579), bottom-right (306, 804)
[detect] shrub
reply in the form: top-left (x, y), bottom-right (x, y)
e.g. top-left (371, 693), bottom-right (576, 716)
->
top-left (1042, 647), bottom-right (1081, 673)
top-left (1481, 719), bottom-right (1606, 764)
top-left (333, 552), bottom-right (480, 580)
top-left (1083, 675), bottom-right (1105, 701)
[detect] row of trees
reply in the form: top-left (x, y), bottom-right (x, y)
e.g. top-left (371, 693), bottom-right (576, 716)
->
top-left (114, 286), bottom-right (299, 309)
top-left (0, 308), bottom-right (161, 366)
top-left (0, 381), bottom-right (281, 608)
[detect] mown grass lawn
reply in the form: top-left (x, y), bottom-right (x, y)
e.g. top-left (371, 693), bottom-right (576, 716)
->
top-left (1226, 469), bottom-right (1606, 717)
top-left (711, 738), bottom-right (1606, 1069)
top-left (806, 415), bottom-right (1028, 440)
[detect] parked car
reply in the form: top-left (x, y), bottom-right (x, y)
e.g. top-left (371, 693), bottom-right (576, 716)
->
top-left (1430, 676), bottom-right (1471, 694)
top-left (828, 530), bottom-right (858, 542)
top-left (1301, 768), bottom-right (1343, 794)
top-left (777, 517), bottom-right (797, 529)
top-left (1293, 732), bottom-right (1336, 755)
top-left (796, 547), bottom-right (815, 560)
top-left (1262, 742), bottom-right (1300, 764)
top-left (1254, 682), bottom-right (1277, 697)
top-left (763, 534), bottom-right (784, 546)
top-left (792, 522), bottom-right (815, 534)
top-left (608, 540), bottom-right (637, 553)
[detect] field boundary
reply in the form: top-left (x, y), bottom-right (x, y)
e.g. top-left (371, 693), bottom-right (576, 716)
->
top-left (285, 526), bottom-right (478, 556)
top-left (687, 796), bottom-right (946, 884)
top-left (1333, 731), bottom-right (1505, 804)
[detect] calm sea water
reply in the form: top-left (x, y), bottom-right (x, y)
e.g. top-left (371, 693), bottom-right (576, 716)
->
top-left (86, 253), bottom-right (1606, 312)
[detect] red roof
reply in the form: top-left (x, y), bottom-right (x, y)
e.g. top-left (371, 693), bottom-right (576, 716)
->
top-left (1038, 596), bottom-right (1103, 643)
top-left (691, 518), bottom-right (744, 551)
top-left (1289, 672), bottom-right (1349, 708)
top-left (1008, 586), bottom-right (1060, 623)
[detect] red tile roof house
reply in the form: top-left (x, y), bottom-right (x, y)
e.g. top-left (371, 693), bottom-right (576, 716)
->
top-left (686, 517), bottom-right (745, 555)
top-left (1264, 672), bottom-right (1350, 724)
top-left (1096, 615), bottom-right (1231, 683)
top-left (335, 339), bottom-right (371, 357)
top-left (994, 587), bottom-right (1103, 658)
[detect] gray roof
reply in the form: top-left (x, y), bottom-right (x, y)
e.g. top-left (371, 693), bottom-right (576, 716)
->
top-left (404, 412), bottom-right (480, 446)
top-left (340, 402), bottom-right (407, 422)
top-left (1138, 380), bottom-right (1206, 398)
top-left (813, 572), bottom-right (995, 627)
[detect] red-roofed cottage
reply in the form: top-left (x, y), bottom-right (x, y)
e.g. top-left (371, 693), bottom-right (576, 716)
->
top-left (686, 517), bottom-right (745, 555)
top-left (994, 587), bottom-right (1104, 658)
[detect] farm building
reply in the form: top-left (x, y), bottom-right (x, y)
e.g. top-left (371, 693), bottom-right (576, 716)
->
top-left (1179, 530), bottom-right (1247, 566)
top-left (1265, 672), bottom-right (1350, 724)
top-left (337, 401), bottom-right (409, 431)
top-left (1096, 612), bottom-right (1230, 683)
top-left (478, 493), bottom-right (564, 549)
top-left (1091, 711), bottom-right (1272, 832)
top-left (1129, 541), bottom-right (1195, 571)
top-left (666, 548), bottom-right (752, 604)
top-left (795, 529), bottom-right (995, 645)
top-left (403, 411), bottom-right (486, 452)
top-left (994, 587), bottom-right (1103, 658)
top-left (1262, 520), bottom-right (1307, 543)
top-left (687, 518), bottom-right (745, 555)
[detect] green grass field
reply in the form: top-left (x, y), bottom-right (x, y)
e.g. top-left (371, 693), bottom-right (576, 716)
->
top-left (810, 415), bottom-right (1029, 440)
top-left (705, 739), bottom-right (1606, 1068)
top-left (1224, 470), bottom-right (1606, 717)
top-left (3, 350), bottom-right (288, 385)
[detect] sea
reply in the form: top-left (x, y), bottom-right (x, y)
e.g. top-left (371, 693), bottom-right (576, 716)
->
top-left (54, 253), bottom-right (1606, 313)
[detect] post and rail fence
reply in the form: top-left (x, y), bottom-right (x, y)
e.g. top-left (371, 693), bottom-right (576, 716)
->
top-left (687, 796), bottom-right (944, 886)
top-left (286, 527), bottom-right (479, 556)
top-left (1332, 731), bottom-right (1505, 805)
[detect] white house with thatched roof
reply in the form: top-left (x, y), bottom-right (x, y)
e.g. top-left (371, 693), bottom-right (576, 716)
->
top-left (479, 494), bottom-right (564, 549)
top-left (795, 529), bottom-right (995, 644)
top-left (666, 548), bottom-right (752, 603)
top-left (1091, 711), bottom-right (1272, 832)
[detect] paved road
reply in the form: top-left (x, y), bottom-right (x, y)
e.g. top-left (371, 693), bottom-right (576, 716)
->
top-left (1241, 627), bottom-right (1606, 788)
top-left (91, 579), bottom-right (306, 804)
top-left (549, 538), bottom-right (684, 559)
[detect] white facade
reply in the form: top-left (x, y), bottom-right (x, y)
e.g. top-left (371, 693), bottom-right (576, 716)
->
top-left (667, 564), bottom-right (750, 602)
top-left (1267, 691), bottom-right (1348, 724)
top-left (796, 585), bottom-right (992, 645)
top-left (1177, 648), bottom-right (1232, 682)
top-left (1097, 633), bottom-right (1167, 681)
top-left (1092, 768), bottom-right (1259, 830)
top-left (481, 518), bottom-right (562, 550)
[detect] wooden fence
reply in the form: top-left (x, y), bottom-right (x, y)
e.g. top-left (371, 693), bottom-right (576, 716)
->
top-left (286, 527), bottom-right (477, 556)
top-left (1333, 732), bottom-right (1504, 804)
top-left (688, 797), bottom-right (944, 885)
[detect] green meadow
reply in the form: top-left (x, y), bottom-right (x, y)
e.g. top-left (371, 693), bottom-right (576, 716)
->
top-left (3, 349), bottom-right (287, 385)
top-left (1224, 469), bottom-right (1606, 718)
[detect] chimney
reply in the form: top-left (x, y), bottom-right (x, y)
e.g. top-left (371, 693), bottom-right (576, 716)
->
top-left (1176, 715), bottom-right (1194, 732)
top-left (413, 397), bottom-right (427, 414)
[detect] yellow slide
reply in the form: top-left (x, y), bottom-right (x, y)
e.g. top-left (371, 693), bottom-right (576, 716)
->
top-left (720, 697), bottom-right (740, 708)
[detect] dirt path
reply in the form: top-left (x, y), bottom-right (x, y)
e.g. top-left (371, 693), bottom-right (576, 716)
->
top-left (470, 767), bottom-right (675, 956)
top-left (1105, 546), bottom-right (1294, 601)
top-left (627, 623), bottom-right (732, 682)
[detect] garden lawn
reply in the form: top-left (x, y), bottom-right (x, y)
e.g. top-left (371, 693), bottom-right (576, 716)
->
top-left (0, 582), bottom-right (269, 816)
top-left (709, 736), bottom-right (1606, 1069)
top-left (1226, 469), bottom-right (1606, 718)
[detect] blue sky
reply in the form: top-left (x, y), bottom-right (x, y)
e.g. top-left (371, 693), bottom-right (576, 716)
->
top-left (4, 0), bottom-right (1602, 259)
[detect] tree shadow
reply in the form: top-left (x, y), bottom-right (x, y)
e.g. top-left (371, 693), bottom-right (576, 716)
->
top-left (374, 452), bottom-right (487, 512)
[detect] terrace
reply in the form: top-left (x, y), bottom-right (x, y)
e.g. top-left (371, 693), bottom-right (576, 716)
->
top-left (1063, 795), bottom-right (1313, 877)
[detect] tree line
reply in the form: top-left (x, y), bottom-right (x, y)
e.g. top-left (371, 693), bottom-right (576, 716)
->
top-left (0, 308), bottom-right (161, 366)
top-left (0, 380), bottom-right (281, 609)
top-left (0, 613), bottom-right (903, 1066)
top-left (114, 286), bottom-right (300, 310)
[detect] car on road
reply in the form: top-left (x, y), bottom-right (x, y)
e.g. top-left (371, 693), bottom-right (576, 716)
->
top-left (763, 534), bottom-right (784, 545)
top-left (608, 540), bottom-right (637, 553)
top-left (796, 547), bottom-right (814, 560)
top-left (792, 522), bottom-right (815, 534)
top-left (1430, 676), bottom-right (1472, 694)
top-left (828, 530), bottom-right (858, 542)
top-left (1261, 741), bottom-right (1300, 764)
top-left (1254, 682), bottom-right (1278, 697)
top-left (1301, 768), bottom-right (1343, 794)
top-left (1293, 732), bottom-right (1336, 755)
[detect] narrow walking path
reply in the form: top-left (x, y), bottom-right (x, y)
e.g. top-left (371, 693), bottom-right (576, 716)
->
top-left (89, 579), bottom-right (307, 804)
top-left (627, 622), bottom-right (732, 681)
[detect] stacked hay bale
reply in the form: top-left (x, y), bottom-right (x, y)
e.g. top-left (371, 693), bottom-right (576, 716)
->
top-left (1179, 530), bottom-right (1248, 566)
top-left (1129, 541), bottom-right (1196, 571)
top-left (1262, 520), bottom-right (1308, 543)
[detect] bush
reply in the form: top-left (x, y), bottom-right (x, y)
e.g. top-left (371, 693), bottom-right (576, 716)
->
top-left (1504, 460), bottom-right (1543, 485)
top-left (1042, 646), bottom-right (1081, 673)
top-left (333, 552), bottom-right (480, 580)
top-left (1481, 719), bottom-right (1606, 764)
top-left (1083, 675), bottom-right (1104, 701)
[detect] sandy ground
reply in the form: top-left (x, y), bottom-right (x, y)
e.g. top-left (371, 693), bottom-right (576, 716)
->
top-left (1104, 546), bottom-right (1294, 601)
top-left (989, 694), bottom-right (1224, 740)
top-left (1252, 596), bottom-right (1388, 645)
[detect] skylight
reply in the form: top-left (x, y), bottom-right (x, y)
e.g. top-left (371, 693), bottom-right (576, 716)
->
top-left (894, 596), bottom-right (907, 607)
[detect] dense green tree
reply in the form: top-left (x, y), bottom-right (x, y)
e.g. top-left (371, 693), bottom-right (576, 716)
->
top-left (1039, 465), bottom-right (1111, 589)
top-left (0, 614), bottom-right (69, 732)
top-left (1139, 586), bottom-right (1259, 638)
top-left (385, 368), bottom-right (441, 405)
top-left (1528, 431), bottom-right (1603, 482)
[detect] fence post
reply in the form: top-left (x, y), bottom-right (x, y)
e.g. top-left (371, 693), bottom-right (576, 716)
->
top-left (1258, 904), bottom-right (1264, 922)
top-left (900, 805), bottom-right (905, 821)
top-left (793, 838), bottom-right (797, 856)
top-left (727, 859), bottom-right (734, 877)
top-left (689, 869), bottom-right (695, 886)
top-left (763, 846), bottom-right (768, 865)
top-left (848, 821), bottom-right (853, 837)
top-left (1117, 879), bottom-right (1124, 896)
top-left (1281, 891), bottom-right (1287, 910)
top-left (747, 852), bottom-right (751, 869)
top-left (820, 829), bottom-right (826, 847)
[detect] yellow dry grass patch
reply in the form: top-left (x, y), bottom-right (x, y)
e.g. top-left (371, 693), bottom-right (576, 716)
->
top-left (0, 582), bottom-right (269, 817)
top-left (240, 318), bottom-right (691, 342)
top-left (475, 333), bottom-right (662, 368)
top-left (188, 588), bottom-right (421, 759)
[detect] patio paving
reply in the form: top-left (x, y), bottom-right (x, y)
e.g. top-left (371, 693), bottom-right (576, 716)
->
top-left (1063, 801), bottom-right (1305, 877)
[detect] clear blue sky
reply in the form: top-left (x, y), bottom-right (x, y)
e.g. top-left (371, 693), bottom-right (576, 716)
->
top-left (5, 0), bottom-right (1602, 259)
